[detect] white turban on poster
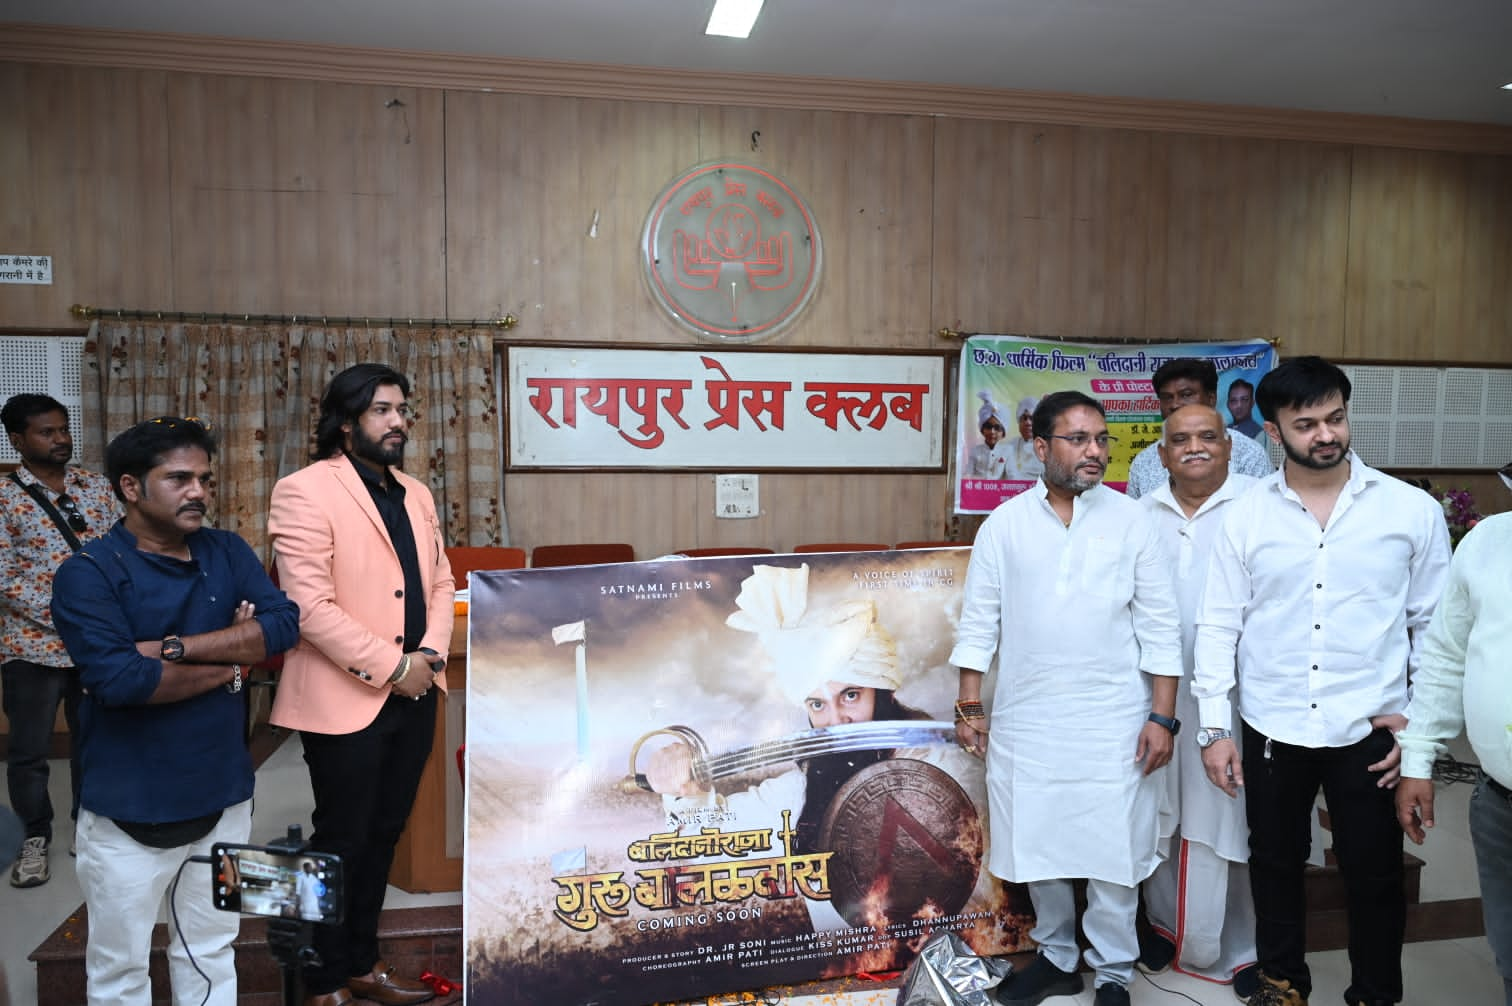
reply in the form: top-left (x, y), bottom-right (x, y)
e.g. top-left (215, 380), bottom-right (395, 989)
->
top-left (726, 563), bottom-right (902, 705)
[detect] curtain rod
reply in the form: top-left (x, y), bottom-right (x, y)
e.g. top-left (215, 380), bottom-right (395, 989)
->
top-left (70, 303), bottom-right (518, 330)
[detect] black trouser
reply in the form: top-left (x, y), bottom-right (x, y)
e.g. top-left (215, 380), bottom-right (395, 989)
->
top-left (300, 689), bottom-right (437, 995)
top-left (1242, 721), bottom-right (1404, 1005)
top-left (1, 658), bottom-right (81, 841)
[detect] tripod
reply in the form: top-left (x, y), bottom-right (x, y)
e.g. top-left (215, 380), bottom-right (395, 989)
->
top-left (263, 826), bottom-right (325, 1006)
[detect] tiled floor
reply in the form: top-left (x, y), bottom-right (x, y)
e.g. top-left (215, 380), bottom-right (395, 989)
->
top-left (2, 734), bottom-right (1504, 1005)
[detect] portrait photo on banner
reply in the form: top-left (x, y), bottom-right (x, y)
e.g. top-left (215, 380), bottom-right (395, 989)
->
top-left (463, 549), bottom-right (1033, 1005)
top-left (954, 336), bottom-right (1277, 514)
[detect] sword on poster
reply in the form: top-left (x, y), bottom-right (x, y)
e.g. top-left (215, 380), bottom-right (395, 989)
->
top-left (553, 620), bottom-right (590, 758)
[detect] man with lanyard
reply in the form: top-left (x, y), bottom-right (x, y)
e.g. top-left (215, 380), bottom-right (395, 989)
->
top-left (953, 390), bottom-right (1182, 1006)
top-left (1125, 358), bottom-right (1273, 499)
top-left (51, 416), bottom-right (299, 1005)
top-left (1396, 465), bottom-right (1512, 1005)
top-left (270, 363), bottom-right (455, 1006)
top-left (1139, 404), bottom-right (1260, 998)
top-left (1193, 356), bottom-right (1450, 1006)
top-left (0, 393), bottom-right (119, 887)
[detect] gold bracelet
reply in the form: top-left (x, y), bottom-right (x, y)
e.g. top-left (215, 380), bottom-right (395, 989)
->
top-left (389, 654), bottom-right (411, 686)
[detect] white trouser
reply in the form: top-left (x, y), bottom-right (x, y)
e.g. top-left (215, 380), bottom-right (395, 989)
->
top-left (1027, 876), bottom-right (1138, 988)
top-left (76, 800), bottom-right (252, 1006)
top-left (1143, 836), bottom-right (1258, 980)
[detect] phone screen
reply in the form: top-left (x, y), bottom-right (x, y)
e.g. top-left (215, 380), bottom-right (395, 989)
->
top-left (212, 843), bottom-right (344, 925)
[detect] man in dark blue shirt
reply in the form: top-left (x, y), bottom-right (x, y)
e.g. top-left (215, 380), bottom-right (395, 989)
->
top-left (51, 416), bottom-right (299, 1006)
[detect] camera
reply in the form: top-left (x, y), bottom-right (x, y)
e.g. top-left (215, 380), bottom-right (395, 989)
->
top-left (212, 842), bottom-right (345, 925)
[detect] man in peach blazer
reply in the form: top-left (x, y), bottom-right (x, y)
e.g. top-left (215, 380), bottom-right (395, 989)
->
top-left (269, 363), bottom-right (454, 1006)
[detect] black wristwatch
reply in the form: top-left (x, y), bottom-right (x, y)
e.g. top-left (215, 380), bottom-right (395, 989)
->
top-left (161, 635), bottom-right (185, 662)
top-left (1147, 711), bottom-right (1180, 736)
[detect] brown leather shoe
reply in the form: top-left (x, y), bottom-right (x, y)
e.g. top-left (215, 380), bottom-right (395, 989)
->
top-left (304, 990), bottom-right (355, 1006)
top-left (347, 960), bottom-right (436, 1005)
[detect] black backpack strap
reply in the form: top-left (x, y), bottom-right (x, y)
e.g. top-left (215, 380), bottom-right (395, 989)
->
top-left (9, 472), bottom-right (83, 552)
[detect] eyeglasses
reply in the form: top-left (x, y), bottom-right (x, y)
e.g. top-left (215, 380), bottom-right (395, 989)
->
top-left (1044, 433), bottom-right (1118, 448)
top-left (56, 493), bottom-right (88, 534)
top-left (366, 403), bottom-right (417, 421)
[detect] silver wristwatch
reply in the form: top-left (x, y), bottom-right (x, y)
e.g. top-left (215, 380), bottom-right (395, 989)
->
top-left (1195, 727), bottom-right (1233, 748)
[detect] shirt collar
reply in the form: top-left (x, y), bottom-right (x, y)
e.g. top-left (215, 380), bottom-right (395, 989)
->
top-left (1270, 449), bottom-right (1375, 501)
top-left (345, 453), bottom-right (397, 493)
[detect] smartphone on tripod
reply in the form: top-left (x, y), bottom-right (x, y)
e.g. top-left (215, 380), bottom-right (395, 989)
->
top-left (212, 842), bottom-right (345, 925)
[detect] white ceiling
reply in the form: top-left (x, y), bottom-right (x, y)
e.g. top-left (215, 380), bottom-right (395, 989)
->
top-left (6, 0), bottom-right (1512, 125)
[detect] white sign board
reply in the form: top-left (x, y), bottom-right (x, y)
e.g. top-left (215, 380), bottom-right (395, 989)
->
top-left (507, 346), bottom-right (946, 471)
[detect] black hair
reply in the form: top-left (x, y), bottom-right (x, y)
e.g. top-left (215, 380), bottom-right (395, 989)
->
top-left (1031, 390), bottom-right (1105, 441)
top-left (104, 417), bottom-right (218, 501)
top-left (1151, 358), bottom-right (1219, 396)
top-left (794, 689), bottom-right (925, 854)
top-left (2, 394), bottom-right (68, 437)
top-left (312, 363), bottom-right (411, 460)
top-left (1228, 377), bottom-right (1255, 395)
top-left (1254, 356), bottom-right (1351, 423)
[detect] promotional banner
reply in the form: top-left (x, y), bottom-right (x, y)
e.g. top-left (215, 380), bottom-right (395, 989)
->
top-left (464, 550), bottom-right (1033, 1005)
top-left (955, 337), bottom-right (1277, 514)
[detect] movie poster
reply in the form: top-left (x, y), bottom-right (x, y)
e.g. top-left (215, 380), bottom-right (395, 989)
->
top-left (955, 336), bottom-right (1277, 513)
top-left (464, 549), bottom-right (1033, 1005)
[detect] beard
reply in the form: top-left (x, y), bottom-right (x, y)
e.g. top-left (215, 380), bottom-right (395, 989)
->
top-left (1280, 430), bottom-right (1348, 471)
top-left (1043, 453), bottom-right (1104, 493)
top-left (351, 422), bottom-right (406, 468)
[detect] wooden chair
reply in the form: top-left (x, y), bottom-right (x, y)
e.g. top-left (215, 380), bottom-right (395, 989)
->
top-left (531, 543), bottom-right (636, 568)
top-left (676, 546), bottom-right (777, 557)
top-left (445, 546), bottom-right (527, 588)
top-left (894, 540), bottom-right (969, 550)
top-left (791, 542), bottom-right (890, 554)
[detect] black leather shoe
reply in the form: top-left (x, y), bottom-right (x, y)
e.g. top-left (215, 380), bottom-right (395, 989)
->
top-left (1095, 983), bottom-right (1132, 1006)
top-left (995, 954), bottom-right (1084, 1006)
top-left (347, 960), bottom-right (436, 1005)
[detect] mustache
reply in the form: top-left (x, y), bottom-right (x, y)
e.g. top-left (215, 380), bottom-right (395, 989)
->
top-left (178, 502), bottom-right (207, 515)
top-left (1180, 451), bottom-right (1214, 462)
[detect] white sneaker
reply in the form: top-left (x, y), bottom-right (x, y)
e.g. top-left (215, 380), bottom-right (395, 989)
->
top-left (10, 836), bottom-right (49, 888)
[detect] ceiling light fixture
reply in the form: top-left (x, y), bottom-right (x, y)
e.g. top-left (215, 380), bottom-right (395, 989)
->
top-left (706, 0), bottom-right (765, 39)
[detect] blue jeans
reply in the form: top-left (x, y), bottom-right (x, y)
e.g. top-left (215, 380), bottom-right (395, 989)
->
top-left (2, 658), bottom-right (82, 841)
top-left (1471, 775), bottom-right (1512, 1006)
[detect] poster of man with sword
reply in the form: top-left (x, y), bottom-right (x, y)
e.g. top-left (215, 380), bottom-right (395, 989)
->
top-left (463, 549), bottom-right (1033, 1006)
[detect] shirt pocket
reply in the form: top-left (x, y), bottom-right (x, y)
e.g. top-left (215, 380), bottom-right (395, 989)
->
top-left (1081, 536), bottom-right (1134, 604)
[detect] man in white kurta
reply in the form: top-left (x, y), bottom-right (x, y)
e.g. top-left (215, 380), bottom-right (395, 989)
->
top-left (952, 391), bottom-right (1182, 1006)
top-left (1140, 406), bottom-right (1259, 993)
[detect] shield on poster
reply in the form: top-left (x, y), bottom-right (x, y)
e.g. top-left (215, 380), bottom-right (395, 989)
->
top-left (820, 759), bottom-right (983, 927)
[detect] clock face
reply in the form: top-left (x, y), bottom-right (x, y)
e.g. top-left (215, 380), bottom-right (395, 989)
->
top-left (641, 162), bottom-right (823, 343)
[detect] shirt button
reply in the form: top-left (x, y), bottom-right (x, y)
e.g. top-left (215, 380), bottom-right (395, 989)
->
top-left (394, 635), bottom-right (403, 644)
top-left (1315, 624), bottom-right (1321, 630)
top-left (1316, 583), bottom-right (1322, 589)
top-left (1312, 664), bottom-right (1319, 670)
top-left (394, 589), bottom-right (403, 598)
top-left (1311, 703), bottom-right (1317, 709)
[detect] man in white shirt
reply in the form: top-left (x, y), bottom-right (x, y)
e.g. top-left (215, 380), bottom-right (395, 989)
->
top-left (1193, 356), bottom-right (1451, 1006)
top-left (1396, 505), bottom-right (1512, 1006)
top-left (953, 390), bottom-right (1182, 1006)
top-left (966, 409), bottom-right (1010, 479)
top-left (1125, 359), bottom-right (1273, 499)
top-left (1140, 405), bottom-right (1260, 999)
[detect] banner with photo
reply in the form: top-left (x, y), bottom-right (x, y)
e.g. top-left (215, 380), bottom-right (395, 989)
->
top-left (464, 550), bottom-right (1033, 1005)
top-left (955, 336), bottom-right (1277, 514)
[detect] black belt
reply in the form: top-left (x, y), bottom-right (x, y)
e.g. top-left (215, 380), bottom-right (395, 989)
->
top-left (1486, 775), bottom-right (1512, 801)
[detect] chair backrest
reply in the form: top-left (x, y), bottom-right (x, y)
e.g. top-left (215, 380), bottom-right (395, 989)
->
top-left (445, 546), bottom-right (528, 588)
top-left (676, 546), bottom-right (777, 558)
top-left (531, 543), bottom-right (637, 568)
top-left (791, 542), bottom-right (890, 554)
top-left (894, 540), bottom-right (969, 550)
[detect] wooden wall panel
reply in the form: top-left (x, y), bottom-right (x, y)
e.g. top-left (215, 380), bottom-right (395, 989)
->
top-left (930, 120), bottom-right (1157, 340)
top-left (1147, 134), bottom-right (1351, 354)
top-left (697, 106), bottom-right (936, 349)
top-left (445, 91), bottom-right (700, 339)
top-left (0, 64), bottom-right (175, 327)
top-left (164, 75), bottom-right (446, 316)
top-left (1345, 147), bottom-right (1512, 363)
